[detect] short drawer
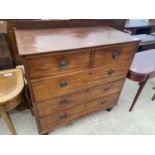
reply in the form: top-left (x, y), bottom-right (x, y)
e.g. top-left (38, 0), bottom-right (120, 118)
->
top-left (39, 103), bottom-right (85, 132)
top-left (31, 62), bottom-right (129, 103)
top-left (26, 49), bottom-right (91, 79)
top-left (37, 79), bottom-right (125, 117)
top-left (93, 43), bottom-right (136, 68)
top-left (85, 92), bottom-right (119, 113)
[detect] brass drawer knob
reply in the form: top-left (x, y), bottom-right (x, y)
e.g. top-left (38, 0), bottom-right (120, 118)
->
top-left (112, 51), bottom-right (120, 59)
top-left (108, 70), bottom-right (115, 76)
top-left (58, 59), bottom-right (69, 69)
top-left (59, 113), bottom-right (68, 120)
top-left (60, 99), bottom-right (68, 105)
top-left (100, 100), bottom-right (106, 104)
top-left (60, 80), bottom-right (68, 88)
top-left (104, 85), bottom-right (110, 91)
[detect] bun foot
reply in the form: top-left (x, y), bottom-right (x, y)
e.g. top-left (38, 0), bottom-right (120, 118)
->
top-left (106, 107), bottom-right (113, 112)
top-left (41, 132), bottom-right (49, 135)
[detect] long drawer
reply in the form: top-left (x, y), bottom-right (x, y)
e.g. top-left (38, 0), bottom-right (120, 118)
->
top-left (31, 62), bottom-right (130, 102)
top-left (39, 92), bottom-right (119, 133)
top-left (37, 79), bottom-right (125, 117)
top-left (25, 49), bottom-right (91, 80)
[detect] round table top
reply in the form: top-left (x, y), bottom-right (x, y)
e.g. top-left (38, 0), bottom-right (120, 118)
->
top-left (0, 68), bottom-right (24, 104)
top-left (130, 49), bottom-right (155, 75)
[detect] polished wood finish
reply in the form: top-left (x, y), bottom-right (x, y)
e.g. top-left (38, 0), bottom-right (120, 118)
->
top-left (39, 92), bottom-right (119, 132)
top-left (15, 26), bottom-right (135, 56)
top-left (93, 44), bottom-right (136, 67)
top-left (128, 49), bottom-right (155, 111)
top-left (0, 69), bottom-right (24, 134)
top-left (31, 63), bottom-right (130, 103)
top-left (15, 26), bottom-right (138, 134)
top-left (37, 79), bottom-right (125, 117)
top-left (26, 49), bottom-right (91, 79)
top-left (128, 49), bottom-right (155, 82)
top-left (129, 77), bottom-right (149, 112)
top-left (7, 19), bottom-right (126, 66)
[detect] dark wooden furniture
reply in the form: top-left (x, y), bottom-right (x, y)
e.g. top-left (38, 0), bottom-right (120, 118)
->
top-left (15, 26), bottom-right (138, 134)
top-left (125, 19), bottom-right (155, 35)
top-left (128, 49), bottom-right (155, 111)
top-left (132, 34), bottom-right (155, 51)
top-left (7, 19), bottom-right (126, 66)
top-left (0, 33), bottom-right (14, 70)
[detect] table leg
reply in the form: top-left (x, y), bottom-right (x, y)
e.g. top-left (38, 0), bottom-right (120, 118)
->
top-left (129, 78), bottom-right (148, 112)
top-left (0, 106), bottom-right (17, 135)
top-left (152, 94), bottom-right (155, 101)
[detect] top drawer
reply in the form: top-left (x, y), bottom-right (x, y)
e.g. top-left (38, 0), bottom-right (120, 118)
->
top-left (93, 43), bottom-right (136, 68)
top-left (25, 49), bottom-right (91, 80)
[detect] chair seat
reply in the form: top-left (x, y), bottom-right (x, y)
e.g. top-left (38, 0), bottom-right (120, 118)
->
top-left (128, 49), bottom-right (155, 82)
top-left (0, 68), bottom-right (24, 104)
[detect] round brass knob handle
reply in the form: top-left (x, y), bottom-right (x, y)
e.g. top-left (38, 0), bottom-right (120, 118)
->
top-left (58, 59), bottom-right (69, 69)
top-left (59, 113), bottom-right (68, 120)
top-left (108, 70), bottom-right (115, 76)
top-left (60, 80), bottom-right (67, 88)
top-left (100, 100), bottom-right (106, 104)
top-left (60, 99), bottom-right (68, 105)
top-left (112, 51), bottom-right (120, 59)
top-left (104, 85), bottom-right (110, 91)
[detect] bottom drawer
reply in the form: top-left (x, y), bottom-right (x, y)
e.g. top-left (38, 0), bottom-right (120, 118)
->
top-left (85, 92), bottom-right (119, 113)
top-left (39, 92), bottom-right (120, 133)
top-left (39, 103), bottom-right (85, 132)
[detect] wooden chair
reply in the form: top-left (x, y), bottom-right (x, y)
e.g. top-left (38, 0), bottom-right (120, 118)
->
top-left (0, 68), bottom-right (24, 134)
top-left (127, 49), bottom-right (155, 112)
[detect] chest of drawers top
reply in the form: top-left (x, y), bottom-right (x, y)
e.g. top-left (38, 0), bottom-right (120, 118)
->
top-left (15, 26), bottom-right (138, 56)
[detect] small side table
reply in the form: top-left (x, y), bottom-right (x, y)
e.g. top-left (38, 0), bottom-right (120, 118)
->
top-left (0, 68), bottom-right (24, 134)
top-left (127, 49), bottom-right (155, 112)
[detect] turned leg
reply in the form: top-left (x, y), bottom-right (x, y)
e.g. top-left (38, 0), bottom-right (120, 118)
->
top-left (152, 94), bottom-right (155, 101)
top-left (152, 87), bottom-right (155, 101)
top-left (129, 78), bottom-right (148, 112)
top-left (0, 106), bottom-right (17, 135)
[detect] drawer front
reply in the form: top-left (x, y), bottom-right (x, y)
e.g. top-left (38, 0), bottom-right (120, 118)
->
top-left (37, 79), bottom-right (125, 117)
top-left (85, 92), bottom-right (119, 113)
top-left (93, 43), bottom-right (136, 68)
top-left (39, 92), bottom-right (119, 132)
top-left (39, 103), bottom-right (85, 132)
top-left (26, 49), bottom-right (91, 79)
top-left (31, 62), bottom-right (129, 102)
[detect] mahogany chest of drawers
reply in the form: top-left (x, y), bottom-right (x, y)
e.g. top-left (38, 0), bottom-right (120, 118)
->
top-left (15, 26), bottom-right (139, 134)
